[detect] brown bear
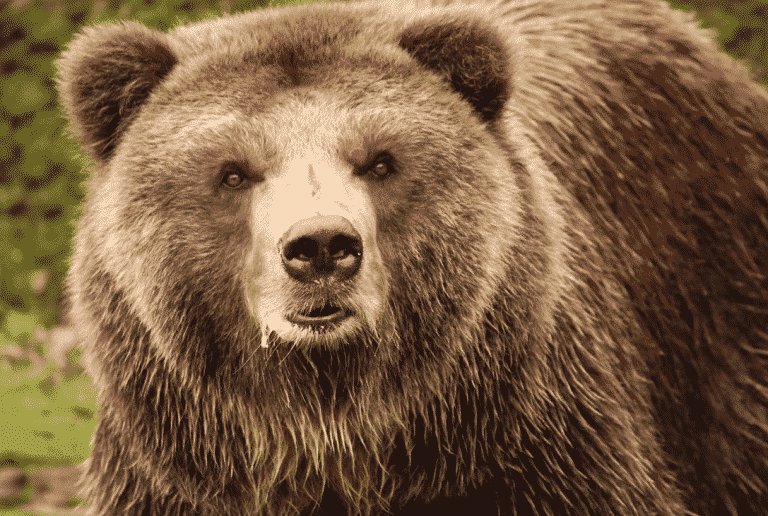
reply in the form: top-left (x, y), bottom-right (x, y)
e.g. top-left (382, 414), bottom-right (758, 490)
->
top-left (56, 0), bottom-right (768, 514)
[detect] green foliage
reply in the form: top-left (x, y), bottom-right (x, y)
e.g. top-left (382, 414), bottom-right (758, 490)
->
top-left (0, 1), bottom-right (83, 335)
top-left (0, 354), bottom-right (97, 467)
top-left (669, 0), bottom-right (768, 83)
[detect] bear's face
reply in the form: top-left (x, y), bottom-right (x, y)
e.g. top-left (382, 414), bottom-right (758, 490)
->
top-left (59, 4), bottom-right (520, 385)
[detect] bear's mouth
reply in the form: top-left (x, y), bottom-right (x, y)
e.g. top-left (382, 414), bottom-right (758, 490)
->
top-left (287, 304), bottom-right (349, 327)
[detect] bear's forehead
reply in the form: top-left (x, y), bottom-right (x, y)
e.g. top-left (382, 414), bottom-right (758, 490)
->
top-left (119, 3), bottom-right (488, 161)
top-left (150, 61), bottom-right (445, 137)
top-left (164, 4), bottom-right (405, 90)
top-left (154, 33), bottom-right (445, 123)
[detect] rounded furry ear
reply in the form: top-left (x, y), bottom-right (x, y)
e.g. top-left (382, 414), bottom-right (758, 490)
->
top-left (56, 22), bottom-right (177, 162)
top-left (399, 15), bottom-right (511, 122)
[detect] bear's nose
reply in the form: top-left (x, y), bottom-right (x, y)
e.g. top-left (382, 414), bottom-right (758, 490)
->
top-left (280, 215), bottom-right (363, 283)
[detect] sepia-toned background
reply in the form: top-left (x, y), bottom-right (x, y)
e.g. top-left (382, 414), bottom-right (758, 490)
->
top-left (0, 0), bottom-right (766, 514)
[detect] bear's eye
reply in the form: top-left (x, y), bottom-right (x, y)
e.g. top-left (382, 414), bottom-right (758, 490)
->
top-left (220, 163), bottom-right (247, 189)
top-left (367, 154), bottom-right (394, 178)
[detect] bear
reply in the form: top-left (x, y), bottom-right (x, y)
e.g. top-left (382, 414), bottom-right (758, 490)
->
top-left (55, 0), bottom-right (768, 514)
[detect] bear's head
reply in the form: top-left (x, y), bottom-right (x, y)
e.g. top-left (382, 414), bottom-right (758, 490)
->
top-left (57, 2), bottom-right (539, 431)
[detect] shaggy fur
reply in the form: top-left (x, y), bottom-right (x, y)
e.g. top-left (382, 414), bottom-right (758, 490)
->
top-left (56, 0), bottom-right (768, 514)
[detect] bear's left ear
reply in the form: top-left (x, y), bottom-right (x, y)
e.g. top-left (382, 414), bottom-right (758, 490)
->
top-left (399, 15), bottom-right (511, 123)
top-left (56, 22), bottom-right (177, 162)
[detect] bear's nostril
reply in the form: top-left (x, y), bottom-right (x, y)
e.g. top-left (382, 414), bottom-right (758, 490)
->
top-left (284, 238), bottom-right (320, 262)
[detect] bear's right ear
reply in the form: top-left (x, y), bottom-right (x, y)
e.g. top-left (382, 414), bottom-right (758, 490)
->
top-left (56, 22), bottom-right (177, 162)
top-left (399, 14), bottom-right (511, 123)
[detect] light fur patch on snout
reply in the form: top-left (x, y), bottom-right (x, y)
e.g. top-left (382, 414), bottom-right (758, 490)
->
top-left (244, 154), bottom-right (388, 348)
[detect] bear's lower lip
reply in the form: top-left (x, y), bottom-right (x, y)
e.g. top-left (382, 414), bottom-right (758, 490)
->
top-left (287, 305), bottom-right (349, 326)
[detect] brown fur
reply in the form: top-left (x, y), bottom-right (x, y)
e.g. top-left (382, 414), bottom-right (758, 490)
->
top-left (56, 0), bottom-right (768, 515)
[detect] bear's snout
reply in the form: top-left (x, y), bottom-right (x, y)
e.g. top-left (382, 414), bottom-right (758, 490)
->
top-left (280, 215), bottom-right (363, 284)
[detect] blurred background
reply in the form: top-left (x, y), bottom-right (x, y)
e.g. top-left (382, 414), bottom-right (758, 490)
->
top-left (0, 0), bottom-right (766, 514)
